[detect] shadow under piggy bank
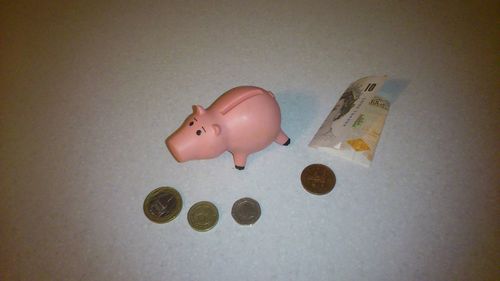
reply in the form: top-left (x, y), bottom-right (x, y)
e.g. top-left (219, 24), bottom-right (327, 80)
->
top-left (275, 90), bottom-right (319, 141)
top-left (245, 90), bottom-right (319, 166)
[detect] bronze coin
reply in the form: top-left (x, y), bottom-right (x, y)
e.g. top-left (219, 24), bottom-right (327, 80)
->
top-left (300, 164), bottom-right (336, 195)
top-left (143, 187), bottom-right (182, 223)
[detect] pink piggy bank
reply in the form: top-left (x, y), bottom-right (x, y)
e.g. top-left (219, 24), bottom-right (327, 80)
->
top-left (166, 86), bottom-right (290, 170)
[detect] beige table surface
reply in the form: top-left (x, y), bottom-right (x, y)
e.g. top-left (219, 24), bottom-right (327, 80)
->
top-left (1, 1), bottom-right (498, 281)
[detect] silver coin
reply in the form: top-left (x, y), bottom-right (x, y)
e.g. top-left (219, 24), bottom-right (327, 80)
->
top-left (231, 197), bottom-right (261, 225)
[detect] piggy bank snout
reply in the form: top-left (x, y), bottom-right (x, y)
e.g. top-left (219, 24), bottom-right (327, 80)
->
top-left (166, 133), bottom-right (189, 162)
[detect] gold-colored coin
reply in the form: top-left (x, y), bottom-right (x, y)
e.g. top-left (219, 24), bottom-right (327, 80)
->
top-left (143, 187), bottom-right (182, 223)
top-left (187, 201), bottom-right (219, 232)
top-left (300, 164), bottom-right (336, 195)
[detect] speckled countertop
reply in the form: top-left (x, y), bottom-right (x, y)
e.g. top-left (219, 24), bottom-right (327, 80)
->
top-left (1, 1), bottom-right (498, 280)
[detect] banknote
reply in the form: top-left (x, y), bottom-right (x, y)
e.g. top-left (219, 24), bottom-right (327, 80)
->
top-left (309, 76), bottom-right (390, 167)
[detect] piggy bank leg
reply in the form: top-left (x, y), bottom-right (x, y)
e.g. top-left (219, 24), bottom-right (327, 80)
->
top-left (232, 152), bottom-right (248, 170)
top-left (274, 129), bottom-right (291, 146)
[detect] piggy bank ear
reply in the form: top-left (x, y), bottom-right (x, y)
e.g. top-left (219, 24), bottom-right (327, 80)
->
top-left (212, 124), bottom-right (221, 136)
top-left (192, 105), bottom-right (206, 115)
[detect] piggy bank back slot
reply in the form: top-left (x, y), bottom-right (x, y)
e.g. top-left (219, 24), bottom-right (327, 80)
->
top-left (216, 88), bottom-right (274, 115)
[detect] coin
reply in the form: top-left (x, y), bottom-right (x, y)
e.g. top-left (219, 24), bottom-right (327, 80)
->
top-left (300, 164), bottom-right (336, 195)
top-left (143, 187), bottom-right (182, 223)
top-left (231, 197), bottom-right (261, 225)
top-left (187, 201), bottom-right (219, 232)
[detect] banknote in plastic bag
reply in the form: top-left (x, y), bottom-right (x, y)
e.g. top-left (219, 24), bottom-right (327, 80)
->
top-left (309, 75), bottom-right (391, 167)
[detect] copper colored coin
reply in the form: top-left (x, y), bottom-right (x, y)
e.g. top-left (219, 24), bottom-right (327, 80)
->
top-left (300, 164), bottom-right (336, 195)
top-left (143, 187), bottom-right (182, 223)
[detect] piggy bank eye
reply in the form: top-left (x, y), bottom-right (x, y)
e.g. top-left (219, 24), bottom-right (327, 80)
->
top-left (196, 130), bottom-right (201, 136)
top-left (189, 121), bottom-right (194, 126)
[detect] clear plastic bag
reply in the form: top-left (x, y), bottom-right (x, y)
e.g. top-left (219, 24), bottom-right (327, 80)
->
top-left (309, 76), bottom-right (391, 167)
